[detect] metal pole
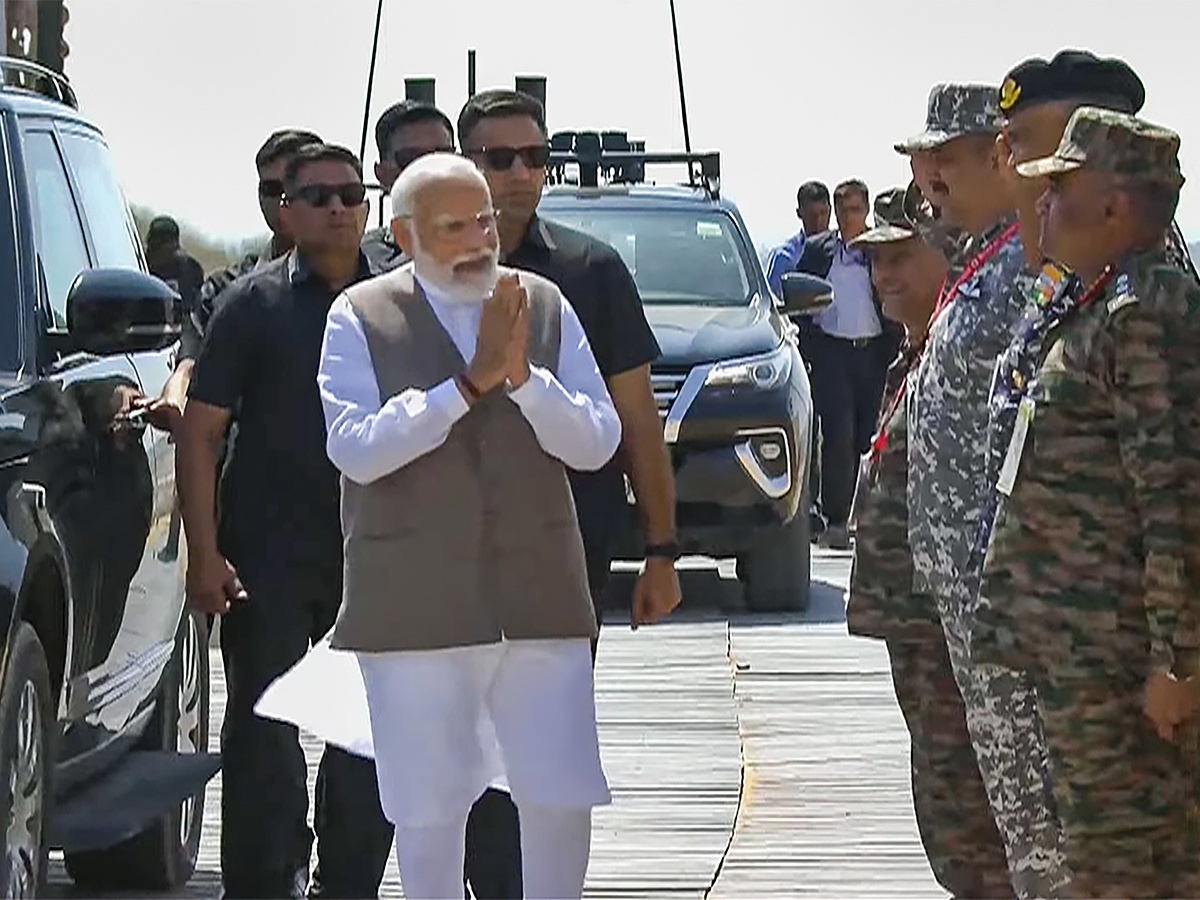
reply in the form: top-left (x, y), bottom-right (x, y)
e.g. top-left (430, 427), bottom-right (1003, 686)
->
top-left (468, 49), bottom-right (476, 99)
top-left (358, 0), bottom-right (385, 162)
top-left (669, 0), bottom-right (692, 155)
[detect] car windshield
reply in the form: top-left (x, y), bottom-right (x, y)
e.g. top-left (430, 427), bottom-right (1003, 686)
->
top-left (539, 208), bottom-right (753, 305)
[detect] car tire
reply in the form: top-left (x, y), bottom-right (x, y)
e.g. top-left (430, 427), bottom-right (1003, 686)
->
top-left (738, 506), bottom-right (812, 614)
top-left (63, 610), bottom-right (209, 891)
top-left (0, 623), bottom-right (53, 899)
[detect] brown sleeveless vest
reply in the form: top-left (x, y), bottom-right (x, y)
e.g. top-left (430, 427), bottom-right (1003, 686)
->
top-left (329, 264), bottom-right (597, 653)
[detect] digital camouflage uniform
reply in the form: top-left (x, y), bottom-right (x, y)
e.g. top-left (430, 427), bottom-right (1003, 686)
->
top-left (977, 107), bottom-right (1200, 898)
top-left (904, 83), bottom-right (1070, 900)
top-left (847, 186), bottom-right (1013, 898)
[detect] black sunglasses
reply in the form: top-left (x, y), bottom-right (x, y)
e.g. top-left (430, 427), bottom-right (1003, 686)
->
top-left (391, 145), bottom-right (456, 171)
top-left (287, 183), bottom-right (367, 208)
top-left (258, 179), bottom-right (285, 200)
top-left (468, 144), bottom-right (551, 171)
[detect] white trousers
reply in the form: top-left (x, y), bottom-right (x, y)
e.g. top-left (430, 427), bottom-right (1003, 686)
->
top-left (357, 638), bottom-right (610, 898)
top-left (392, 803), bottom-right (593, 899)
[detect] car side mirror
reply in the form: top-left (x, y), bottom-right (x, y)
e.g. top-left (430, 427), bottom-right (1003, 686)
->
top-left (779, 272), bottom-right (833, 316)
top-left (66, 269), bottom-right (181, 356)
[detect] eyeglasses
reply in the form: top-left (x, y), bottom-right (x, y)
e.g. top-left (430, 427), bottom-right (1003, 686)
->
top-left (467, 144), bottom-right (551, 172)
top-left (391, 145), bottom-right (456, 171)
top-left (286, 183), bottom-right (367, 208)
top-left (258, 179), bottom-right (285, 200)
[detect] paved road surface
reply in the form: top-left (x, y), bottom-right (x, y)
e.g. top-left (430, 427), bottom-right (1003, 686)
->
top-left (48, 549), bottom-right (948, 898)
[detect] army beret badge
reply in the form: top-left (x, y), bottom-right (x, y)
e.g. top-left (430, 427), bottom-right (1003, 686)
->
top-left (999, 77), bottom-right (1022, 111)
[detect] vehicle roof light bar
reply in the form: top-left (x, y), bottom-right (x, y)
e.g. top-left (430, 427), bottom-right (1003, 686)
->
top-left (0, 55), bottom-right (77, 109)
top-left (546, 141), bottom-right (720, 198)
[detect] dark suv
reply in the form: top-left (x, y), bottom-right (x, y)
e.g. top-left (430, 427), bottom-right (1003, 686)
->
top-left (539, 135), bottom-right (829, 611)
top-left (0, 58), bottom-right (217, 896)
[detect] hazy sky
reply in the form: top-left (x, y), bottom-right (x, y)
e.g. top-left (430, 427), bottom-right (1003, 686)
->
top-left (63, 0), bottom-right (1200, 251)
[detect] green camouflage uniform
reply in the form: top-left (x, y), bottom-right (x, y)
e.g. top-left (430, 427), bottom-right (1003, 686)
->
top-left (978, 107), bottom-right (1200, 897)
top-left (900, 84), bottom-right (1069, 899)
top-left (847, 186), bottom-right (1014, 898)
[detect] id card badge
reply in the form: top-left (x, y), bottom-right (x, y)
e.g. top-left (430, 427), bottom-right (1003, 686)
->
top-left (848, 450), bottom-right (874, 533)
top-left (996, 396), bottom-right (1035, 497)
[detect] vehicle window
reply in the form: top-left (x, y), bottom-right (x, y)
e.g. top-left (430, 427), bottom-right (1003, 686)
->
top-left (0, 115), bottom-right (21, 371)
top-left (22, 130), bottom-right (89, 329)
top-left (540, 209), bottom-right (752, 305)
top-left (58, 130), bottom-right (141, 271)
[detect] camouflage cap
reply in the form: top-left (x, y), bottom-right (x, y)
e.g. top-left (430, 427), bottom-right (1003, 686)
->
top-left (1016, 106), bottom-right (1184, 188)
top-left (849, 187), bottom-right (917, 246)
top-left (894, 83), bottom-right (1001, 154)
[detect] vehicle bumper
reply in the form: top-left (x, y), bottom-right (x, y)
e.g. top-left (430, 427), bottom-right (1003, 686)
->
top-left (612, 357), bottom-right (812, 560)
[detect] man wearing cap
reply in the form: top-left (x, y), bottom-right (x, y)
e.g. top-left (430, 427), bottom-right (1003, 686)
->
top-left (978, 106), bottom-right (1200, 898)
top-left (897, 83), bottom-right (1069, 898)
top-left (846, 185), bottom-right (1013, 898)
top-left (361, 99), bottom-right (456, 273)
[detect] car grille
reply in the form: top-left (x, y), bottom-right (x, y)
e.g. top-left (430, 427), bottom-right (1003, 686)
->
top-left (651, 369), bottom-right (691, 419)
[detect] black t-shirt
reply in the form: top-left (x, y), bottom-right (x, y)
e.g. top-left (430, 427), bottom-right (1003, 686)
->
top-left (505, 215), bottom-right (660, 560)
top-left (187, 250), bottom-right (375, 579)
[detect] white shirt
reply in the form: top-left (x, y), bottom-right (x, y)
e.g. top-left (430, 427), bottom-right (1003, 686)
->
top-left (815, 236), bottom-right (882, 340)
top-left (318, 270), bottom-right (622, 485)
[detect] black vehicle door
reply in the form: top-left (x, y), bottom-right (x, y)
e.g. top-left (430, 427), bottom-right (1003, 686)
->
top-left (17, 119), bottom-right (174, 775)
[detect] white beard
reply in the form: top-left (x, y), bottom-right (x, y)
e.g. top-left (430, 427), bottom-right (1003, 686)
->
top-left (410, 231), bottom-right (499, 304)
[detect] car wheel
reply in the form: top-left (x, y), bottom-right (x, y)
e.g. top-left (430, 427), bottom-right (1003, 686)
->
top-left (64, 611), bottom-right (209, 891)
top-left (0, 623), bottom-right (53, 899)
top-left (738, 508), bottom-right (812, 613)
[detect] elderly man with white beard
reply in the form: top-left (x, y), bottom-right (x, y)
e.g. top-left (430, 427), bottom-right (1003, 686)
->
top-left (314, 151), bottom-right (620, 899)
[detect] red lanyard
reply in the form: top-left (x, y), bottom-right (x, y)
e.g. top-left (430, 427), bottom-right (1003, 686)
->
top-left (1069, 263), bottom-right (1116, 316)
top-left (869, 220), bottom-right (1022, 461)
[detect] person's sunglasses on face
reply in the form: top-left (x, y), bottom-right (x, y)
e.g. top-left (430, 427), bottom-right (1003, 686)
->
top-left (258, 178), bottom-right (285, 200)
top-left (466, 144), bottom-right (551, 171)
top-left (286, 183), bottom-right (368, 208)
top-left (391, 145), bottom-right (456, 171)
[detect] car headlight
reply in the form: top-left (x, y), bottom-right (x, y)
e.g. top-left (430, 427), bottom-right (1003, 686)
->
top-left (704, 345), bottom-right (792, 391)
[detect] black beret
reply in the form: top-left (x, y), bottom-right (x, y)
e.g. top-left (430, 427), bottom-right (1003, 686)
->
top-left (999, 49), bottom-right (1145, 117)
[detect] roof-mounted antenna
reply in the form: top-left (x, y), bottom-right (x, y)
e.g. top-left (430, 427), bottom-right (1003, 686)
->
top-left (669, 0), bottom-right (694, 186)
top-left (357, 0), bottom-right (385, 163)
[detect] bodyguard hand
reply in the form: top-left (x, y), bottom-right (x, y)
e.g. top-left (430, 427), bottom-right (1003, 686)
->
top-left (187, 551), bottom-right (248, 615)
top-left (131, 394), bottom-right (184, 434)
top-left (632, 557), bottom-right (682, 630)
top-left (467, 272), bottom-right (522, 393)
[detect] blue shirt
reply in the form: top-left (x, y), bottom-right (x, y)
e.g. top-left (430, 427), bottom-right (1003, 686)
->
top-left (765, 230), bottom-right (807, 299)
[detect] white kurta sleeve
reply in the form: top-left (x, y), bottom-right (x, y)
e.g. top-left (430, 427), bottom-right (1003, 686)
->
top-left (319, 294), bottom-right (470, 485)
top-left (507, 292), bottom-right (622, 472)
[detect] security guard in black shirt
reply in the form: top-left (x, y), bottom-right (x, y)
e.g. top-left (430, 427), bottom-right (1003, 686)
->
top-left (360, 99), bottom-right (455, 272)
top-left (176, 143), bottom-right (394, 899)
top-left (455, 87), bottom-right (682, 900)
top-left (139, 129), bottom-right (322, 436)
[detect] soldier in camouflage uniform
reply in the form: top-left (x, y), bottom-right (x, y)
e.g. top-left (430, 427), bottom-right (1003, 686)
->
top-left (976, 106), bottom-right (1200, 898)
top-left (897, 83), bottom-right (1070, 898)
top-left (360, 99), bottom-right (455, 273)
top-left (847, 185), bottom-right (1013, 898)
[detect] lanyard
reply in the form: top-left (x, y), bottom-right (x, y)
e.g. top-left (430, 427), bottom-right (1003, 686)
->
top-left (970, 262), bottom-right (1117, 563)
top-left (868, 220), bottom-right (1022, 462)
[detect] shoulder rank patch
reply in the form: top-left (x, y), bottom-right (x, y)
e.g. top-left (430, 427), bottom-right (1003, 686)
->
top-left (1107, 291), bottom-right (1139, 316)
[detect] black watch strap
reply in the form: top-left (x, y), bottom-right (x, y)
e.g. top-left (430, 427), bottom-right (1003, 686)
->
top-left (645, 541), bottom-right (681, 561)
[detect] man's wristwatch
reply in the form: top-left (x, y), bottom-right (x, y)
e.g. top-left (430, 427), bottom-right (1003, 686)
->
top-left (645, 541), bottom-right (681, 561)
